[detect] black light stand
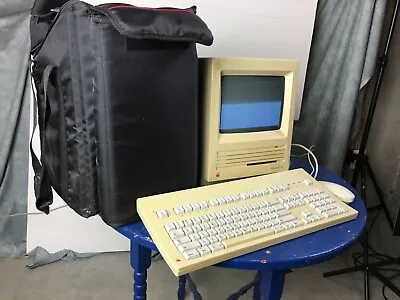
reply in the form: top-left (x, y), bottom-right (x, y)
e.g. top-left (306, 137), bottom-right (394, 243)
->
top-left (323, 1), bottom-right (400, 299)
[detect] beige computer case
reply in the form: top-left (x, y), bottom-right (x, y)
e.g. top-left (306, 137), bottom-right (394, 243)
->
top-left (199, 57), bottom-right (298, 185)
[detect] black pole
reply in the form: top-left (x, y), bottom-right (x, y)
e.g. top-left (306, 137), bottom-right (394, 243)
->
top-left (351, 0), bottom-right (400, 187)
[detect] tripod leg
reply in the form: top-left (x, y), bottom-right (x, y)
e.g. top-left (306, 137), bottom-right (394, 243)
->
top-left (323, 265), bottom-right (365, 277)
top-left (360, 162), bottom-right (370, 300)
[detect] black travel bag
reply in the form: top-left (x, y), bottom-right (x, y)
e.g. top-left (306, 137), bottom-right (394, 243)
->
top-left (29, 0), bottom-right (213, 227)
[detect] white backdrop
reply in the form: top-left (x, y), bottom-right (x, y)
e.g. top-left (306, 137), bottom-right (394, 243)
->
top-left (27, 0), bottom-right (318, 253)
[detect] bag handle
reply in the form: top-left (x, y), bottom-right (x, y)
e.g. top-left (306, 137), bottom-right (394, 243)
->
top-left (30, 64), bottom-right (55, 214)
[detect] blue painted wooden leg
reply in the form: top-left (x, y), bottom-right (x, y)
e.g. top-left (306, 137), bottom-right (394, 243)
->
top-left (259, 270), bottom-right (286, 300)
top-left (253, 272), bottom-right (261, 300)
top-left (130, 240), bottom-right (152, 300)
top-left (177, 275), bottom-right (187, 300)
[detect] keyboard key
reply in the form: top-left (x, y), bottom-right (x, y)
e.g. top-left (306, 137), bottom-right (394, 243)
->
top-left (174, 206), bottom-right (185, 215)
top-left (199, 238), bottom-right (210, 246)
top-left (249, 225), bottom-right (259, 232)
top-left (225, 231), bottom-right (235, 239)
top-left (276, 210), bottom-right (290, 217)
top-left (270, 219), bottom-right (280, 226)
top-left (223, 210), bottom-right (232, 217)
top-left (301, 218), bottom-right (309, 225)
top-left (183, 219), bottom-right (193, 227)
top-left (292, 220), bottom-right (304, 228)
top-left (238, 221), bottom-right (248, 227)
top-left (183, 227), bottom-right (194, 235)
top-left (215, 227), bottom-right (225, 234)
top-left (208, 236), bottom-right (219, 244)
top-left (272, 225), bottom-right (286, 233)
top-left (192, 217), bottom-right (202, 225)
top-left (240, 227), bottom-right (251, 235)
top-left (263, 221), bottom-right (273, 228)
top-left (248, 191), bottom-right (257, 198)
top-left (239, 213), bottom-right (248, 220)
top-left (224, 196), bottom-right (234, 203)
top-left (225, 217), bottom-right (234, 223)
top-left (233, 229), bottom-right (243, 237)
top-left (209, 220), bottom-right (218, 227)
top-left (169, 229), bottom-right (185, 239)
top-left (188, 233), bottom-right (201, 241)
top-left (304, 179), bottom-right (313, 185)
top-left (231, 194), bottom-right (240, 202)
top-left (258, 201), bottom-right (266, 208)
top-left (232, 215), bottom-right (242, 222)
top-left (199, 215), bottom-right (210, 223)
top-left (230, 223), bottom-right (240, 230)
top-left (191, 203), bottom-right (201, 211)
top-left (209, 199), bottom-right (220, 207)
top-left (198, 231), bottom-right (209, 239)
top-left (248, 211), bottom-right (257, 218)
top-left (164, 223), bottom-right (175, 232)
top-left (280, 215), bottom-right (296, 223)
top-left (269, 199), bottom-right (279, 205)
top-left (207, 213), bottom-right (216, 220)
top-left (223, 228), bottom-right (274, 248)
top-left (173, 236), bottom-right (191, 246)
top-left (216, 219), bottom-right (226, 226)
top-left (183, 205), bottom-right (193, 213)
top-left (156, 210), bottom-right (168, 219)
top-left (223, 224), bottom-right (233, 231)
top-left (217, 197), bottom-right (226, 205)
top-left (199, 201), bottom-right (208, 209)
top-left (198, 246), bottom-right (211, 256)
top-left (254, 210), bottom-right (263, 217)
top-left (230, 208), bottom-right (240, 214)
top-left (255, 217), bottom-right (264, 223)
top-left (182, 249), bottom-right (200, 260)
top-left (245, 204), bottom-right (253, 212)
top-left (206, 228), bottom-right (217, 236)
top-left (216, 233), bottom-right (227, 241)
top-left (200, 223), bottom-right (211, 230)
top-left (256, 223), bottom-right (266, 230)
top-left (174, 221), bottom-right (184, 229)
top-left (209, 242), bottom-right (225, 253)
top-left (215, 211), bottom-right (225, 218)
top-left (273, 204), bottom-right (285, 211)
top-left (192, 225), bottom-right (202, 232)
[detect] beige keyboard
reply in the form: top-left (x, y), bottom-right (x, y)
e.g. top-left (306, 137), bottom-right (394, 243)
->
top-left (137, 168), bottom-right (358, 276)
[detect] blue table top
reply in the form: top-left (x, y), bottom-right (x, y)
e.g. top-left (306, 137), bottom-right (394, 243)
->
top-left (117, 157), bottom-right (367, 271)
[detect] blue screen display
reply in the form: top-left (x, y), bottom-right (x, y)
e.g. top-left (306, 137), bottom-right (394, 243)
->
top-left (220, 75), bottom-right (285, 133)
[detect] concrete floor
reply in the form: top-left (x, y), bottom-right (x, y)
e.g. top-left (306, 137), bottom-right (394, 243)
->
top-left (1, 240), bottom-right (399, 300)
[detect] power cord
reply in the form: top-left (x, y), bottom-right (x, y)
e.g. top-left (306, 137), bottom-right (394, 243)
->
top-left (291, 144), bottom-right (318, 178)
top-left (0, 204), bottom-right (68, 218)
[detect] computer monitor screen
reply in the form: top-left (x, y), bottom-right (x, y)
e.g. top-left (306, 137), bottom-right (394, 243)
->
top-left (220, 75), bottom-right (285, 133)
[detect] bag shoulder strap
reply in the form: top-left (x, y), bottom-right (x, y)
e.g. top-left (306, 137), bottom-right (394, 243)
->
top-left (30, 64), bottom-right (55, 214)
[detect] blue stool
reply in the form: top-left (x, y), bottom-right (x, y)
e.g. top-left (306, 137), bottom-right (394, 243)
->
top-left (117, 158), bottom-right (367, 299)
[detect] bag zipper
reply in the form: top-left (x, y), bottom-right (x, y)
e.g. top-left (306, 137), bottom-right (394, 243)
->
top-left (107, 5), bottom-right (193, 14)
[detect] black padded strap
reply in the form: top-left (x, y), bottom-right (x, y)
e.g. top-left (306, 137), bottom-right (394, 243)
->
top-left (30, 64), bottom-right (55, 214)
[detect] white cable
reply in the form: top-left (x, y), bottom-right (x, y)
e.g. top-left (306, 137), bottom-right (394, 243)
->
top-left (307, 151), bottom-right (315, 176)
top-left (0, 205), bottom-right (68, 218)
top-left (307, 145), bottom-right (316, 176)
top-left (291, 144), bottom-right (319, 179)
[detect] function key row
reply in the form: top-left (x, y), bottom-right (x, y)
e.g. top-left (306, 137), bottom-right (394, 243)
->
top-left (168, 184), bottom-right (289, 217)
top-left (173, 201), bottom-right (208, 216)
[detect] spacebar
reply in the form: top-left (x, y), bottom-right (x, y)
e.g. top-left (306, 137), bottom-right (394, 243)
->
top-left (222, 229), bottom-right (275, 248)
